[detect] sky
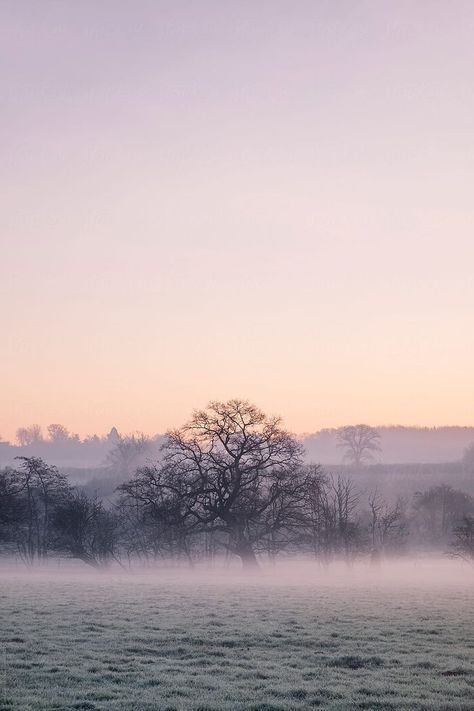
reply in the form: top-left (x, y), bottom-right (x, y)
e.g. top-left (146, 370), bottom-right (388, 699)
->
top-left (1, 0), bottom-right (474, 441)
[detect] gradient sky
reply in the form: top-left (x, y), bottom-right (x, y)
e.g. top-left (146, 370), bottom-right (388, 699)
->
top-left (2, 1), bottom-right (474, 441)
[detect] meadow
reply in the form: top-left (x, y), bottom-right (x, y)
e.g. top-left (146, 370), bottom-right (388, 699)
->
top-left (1, 561), bottom-right (473, 711)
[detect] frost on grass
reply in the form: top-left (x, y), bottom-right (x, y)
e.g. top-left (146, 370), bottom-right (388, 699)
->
top-left (0, 564), bottom-right (473, 711)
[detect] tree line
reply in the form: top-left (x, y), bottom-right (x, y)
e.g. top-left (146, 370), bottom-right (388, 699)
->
top-left (0, 401), bottom-right (473, 569)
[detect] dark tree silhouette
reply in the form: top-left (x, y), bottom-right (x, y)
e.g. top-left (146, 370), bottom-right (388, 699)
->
top-left (450, 516), bottom-right (474, 564)
top-left (119, 465), bottom-right (198, 564)
top-left (367, 489), bottom-right (407, 555)
top-left (0, 469), bottom-right (26, 545)
top-left (6, 457), bottom-right (69, 563)
top-left (121, 400), bottom-right (305, 568)
top-left (53, 491), bottom-right (120, 567)
top-left (301, 470), bottom-right (365, 563)
top-left (413, 485), bottom-right (474, 544)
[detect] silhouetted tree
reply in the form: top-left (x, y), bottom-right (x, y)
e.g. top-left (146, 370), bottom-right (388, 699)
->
top-left (121, 400), bottom-right (305, 568)
top-left (47, 424), bottom-right (71, 442)
top-left (367, 489), bottom-right (407, 555)
top-left (413, 485), bottom-right (474, 545)
top-left (119, 465), bottom-right (198, 564)
top-left (0, 469), bottom-right (25, 546)
top-left (330, 476), bottom-right (363, 561)
top-left (106, 432), bottom-right (152, 478)
top-left (301, 465), bottom-right (332, 560)
top-left (301, 472), bottom-right (364, 562)
top-left (53, 491), bottom-right (120, 567)
top-left (16, 424), bottom-right (43, 447)
top-left (336, 424), bottom-right (381, 466)
top-left (7, 457), bottom-right (69, 563)
top-left (450, 516), bottom-right (474, 564)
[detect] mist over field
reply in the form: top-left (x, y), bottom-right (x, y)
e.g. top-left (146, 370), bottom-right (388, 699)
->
top-left (1, 560), bottom-right (474, 711)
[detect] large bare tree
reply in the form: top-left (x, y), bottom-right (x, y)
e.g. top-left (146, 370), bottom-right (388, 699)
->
top-left (121, 400), bottom-right (305, 568)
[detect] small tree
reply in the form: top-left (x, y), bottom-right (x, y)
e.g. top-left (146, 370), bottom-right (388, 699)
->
top-left (302, 472), bottom-right (364, 563)
top-left (301, 464), bottom-right (328, 559)
top-left (330, 476), bottom-right (363, 561)
top-left (106, 432), bottom-right (152, 478)
top-left (413, 485), bottom-right (474, 545)
top-left (8, 457), bottom-right (69, 563)
top-left (118, 465), bottom-right (198, 565)
top-left (53, 491), bottom-right (120, 568)
top-left (336, 425), bottom-right (381, 466)
top-left (450, 516), bottom-right (474, 564)
top-left (367, 489), bottom-right (407, 556)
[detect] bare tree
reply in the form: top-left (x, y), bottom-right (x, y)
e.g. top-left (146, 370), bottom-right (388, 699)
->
top-left (0, 469), bottom-right (26, 548)
top-left (116, 491), bottom-right (163, 564)
top-left (336, 425), bottom-right (381, 466)
top-left (106, 432), bottom-right (152, 478)
top-left (367, 489), bottom-right (407, 557)
top-left (302, 472), bottom-right (364, 563)
top-left (16, 424), bottom-right (43, 447)
top-left (7, 457), bottom-right (69, 563)
top-left (302, 465), bottom-right (331, 560)
top-left (53, 491), bottom-right (120, 568)
top-left (119, 465), bottom-right (199, 565)
top-left (413, 485), bottom-right (474, 545)
top-left (121, 400), bottom-right (305, 568)
top-left (331, 476), bottom-right (362, 561)
top-left (47, 424), bottom-right (70, 442)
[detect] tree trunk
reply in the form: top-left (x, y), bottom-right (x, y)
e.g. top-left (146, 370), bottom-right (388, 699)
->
top-left (236, 541), bottom-right (259, 570)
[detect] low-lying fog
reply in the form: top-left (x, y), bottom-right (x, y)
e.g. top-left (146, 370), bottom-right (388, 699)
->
top-left (1, 556), bottom-right (472, 588)
top-left (3, 556), bottom-right (473, 710)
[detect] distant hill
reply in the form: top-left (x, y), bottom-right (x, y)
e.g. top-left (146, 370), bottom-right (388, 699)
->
top-left (1, 425), bottom-right (473, 470)
top-left (302, 426), bottom-right (474, 464)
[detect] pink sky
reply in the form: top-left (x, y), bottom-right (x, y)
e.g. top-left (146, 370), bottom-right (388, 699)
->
top-left (2, 1), bottom-right (474, 441)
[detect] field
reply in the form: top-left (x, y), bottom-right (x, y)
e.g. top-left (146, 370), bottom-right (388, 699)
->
top-left (0, 562), bottom-right (473, 711)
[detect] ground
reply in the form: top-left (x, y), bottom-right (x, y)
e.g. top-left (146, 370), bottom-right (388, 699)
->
top-left (0, 561), bottom-right (473, 710)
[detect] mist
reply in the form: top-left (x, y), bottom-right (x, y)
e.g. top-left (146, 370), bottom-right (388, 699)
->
top-left (2, 555), bottom-right (473, 711)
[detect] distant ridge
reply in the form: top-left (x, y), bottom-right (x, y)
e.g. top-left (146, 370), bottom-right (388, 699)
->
top-left (1, 426), bottom-right (473, 469)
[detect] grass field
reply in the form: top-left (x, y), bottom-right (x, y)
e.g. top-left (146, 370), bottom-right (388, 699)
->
top-left (0, 562), bottom-right (473, 711)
